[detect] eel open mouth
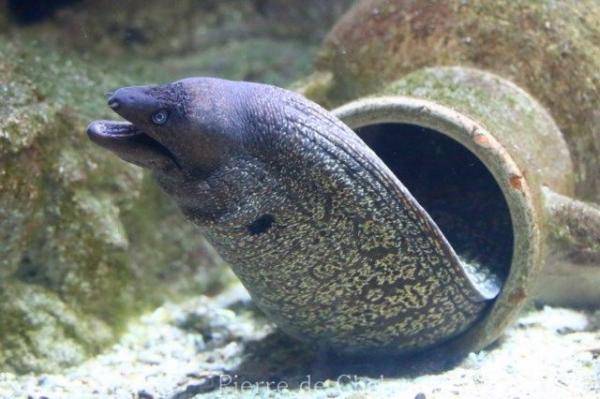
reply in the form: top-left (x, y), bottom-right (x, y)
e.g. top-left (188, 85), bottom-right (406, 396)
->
top-left (86, 120), bottom-right (180, 170)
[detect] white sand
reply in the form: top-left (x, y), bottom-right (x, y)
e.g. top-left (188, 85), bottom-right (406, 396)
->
top-left (1, 284), bottom-right (598, 399)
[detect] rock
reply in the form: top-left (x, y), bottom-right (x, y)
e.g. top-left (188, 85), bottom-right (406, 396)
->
top-left (0, 39), bottom-right (229, 373)
top-left (3, 0), bottom-right (354, 58)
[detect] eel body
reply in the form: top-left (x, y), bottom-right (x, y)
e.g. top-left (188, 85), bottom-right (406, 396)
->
top-left (87, 78), bottom-right (497, 355)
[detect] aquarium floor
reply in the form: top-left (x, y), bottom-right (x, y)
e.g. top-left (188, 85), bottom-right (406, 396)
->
top-left (1, 284), bottom-right (598, 399)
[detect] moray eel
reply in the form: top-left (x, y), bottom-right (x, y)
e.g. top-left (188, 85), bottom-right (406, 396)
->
top-left (87, 78), bottom-right (499, 355)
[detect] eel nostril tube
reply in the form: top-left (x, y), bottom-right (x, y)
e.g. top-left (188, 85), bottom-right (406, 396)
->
top-left (108, 98), bottom-right (120, 110)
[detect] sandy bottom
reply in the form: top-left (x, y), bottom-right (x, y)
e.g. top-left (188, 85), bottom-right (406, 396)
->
top-left (1, 284), bottom-right (598, 399)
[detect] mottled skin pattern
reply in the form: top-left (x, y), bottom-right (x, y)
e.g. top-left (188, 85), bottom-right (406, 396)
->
top-left (87, 78), bottom-right (493, 355)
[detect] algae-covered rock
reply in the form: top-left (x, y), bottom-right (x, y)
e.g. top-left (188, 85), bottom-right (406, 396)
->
top-left (5, 0), bottom-right (353, 58)
top-left (0, 40), bottom-right (232, 373)
top-left (162, 38), bottom-right (315, 88)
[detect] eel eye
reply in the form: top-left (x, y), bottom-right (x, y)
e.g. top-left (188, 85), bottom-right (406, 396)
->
top-left (151, 109), bottom-right (168, 125)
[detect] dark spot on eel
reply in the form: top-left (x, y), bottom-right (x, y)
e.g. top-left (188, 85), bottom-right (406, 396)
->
top-left (247, 214), bottom-right (275, 235)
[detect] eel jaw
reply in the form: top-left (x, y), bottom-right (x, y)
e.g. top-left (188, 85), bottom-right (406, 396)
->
top-left (86, 120), bottom-right (181, 172)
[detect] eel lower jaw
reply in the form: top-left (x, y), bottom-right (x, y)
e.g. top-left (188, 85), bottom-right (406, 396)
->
top-left (86, 120), bottom-right (181, 172)
top-left (87, 120), bottom-right (144, 139)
